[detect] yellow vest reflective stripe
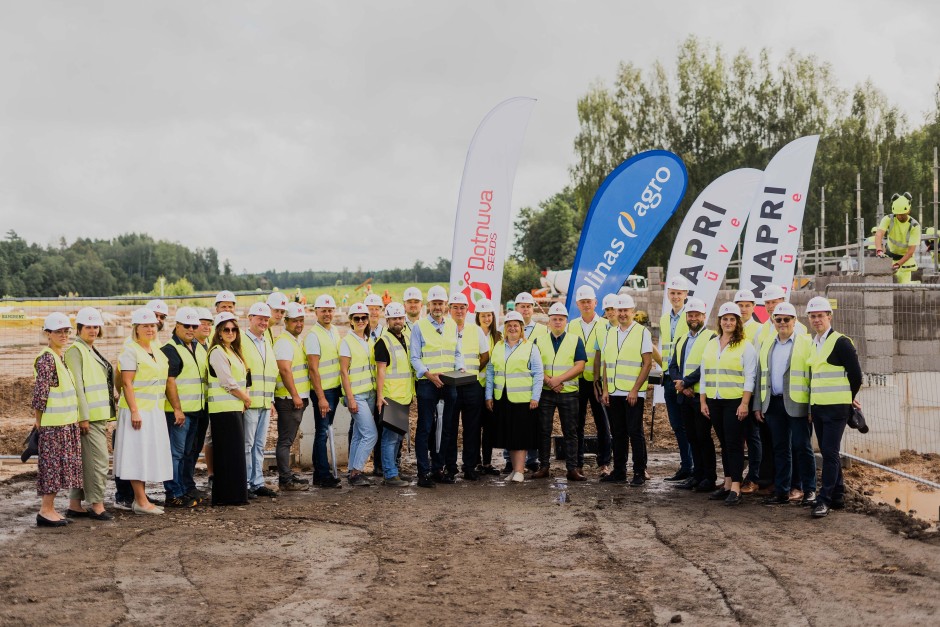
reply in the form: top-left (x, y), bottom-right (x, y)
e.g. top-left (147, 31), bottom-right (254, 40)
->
top-left (118, 343), bottom-right (169, 411)
top-left (458, 322), bottom-right (482, 375)
top-left (274, 332), bottom-right (311, 397)
top-left (491, 341), bottom-right (534, 403)
top-left (310, 325), bottom-right (342, 390)
top-left (34, 347), bottom-right (79, 426)
top-left (65, 341), bottom-right (112, 422)
top-left (536, 332), bottom-right (581, 393)
top-left (674, 329), bottom-right (717, 394)
top-left (343, 334), bottom-right (375, 395)
top-left (478, 334), bottom-right (496, 387)
top-left (379, 331), bottom-right (413, 404)
top-left (525, 322), bottom-right (549, 341)
top-left (808, 331), bottom-right (853, 405)
top-left (162, 338), bottom-right (208, 413)
top-left (207, 346), bottom-right (247, 413)
top-left (416, 317), bottom-right (458, 377)
top-left (603, 325), bottom-right (649, 393)
top-left (243, 332), bottom-right (278, 409)
top-left (758, 334), bottom-right (811, 404)
top-left (701, 339), bottom-right (746, 400)
top-left (659, 308), bottom-right (689, 369)
top-left (567, 316), bottom-right (608, 382)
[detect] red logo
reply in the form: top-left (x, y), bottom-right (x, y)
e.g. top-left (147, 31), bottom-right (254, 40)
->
top-left (792, 193), bottom-right (802, 202)
top-left (731, 218), bottom-right (741, 227)
top-left (787, 224), bottom-right (798, 233)
top-left (718, 244), bottom-right (728, 253)
top-left (459, 271), bottom-right (492, 313)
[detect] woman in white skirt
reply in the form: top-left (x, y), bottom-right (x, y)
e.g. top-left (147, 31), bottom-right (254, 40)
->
top-left (113, 308), bottom-right (172, 515)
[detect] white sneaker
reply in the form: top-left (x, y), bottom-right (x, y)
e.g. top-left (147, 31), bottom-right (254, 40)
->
top-left (510, 472), bottom-right (525, 483)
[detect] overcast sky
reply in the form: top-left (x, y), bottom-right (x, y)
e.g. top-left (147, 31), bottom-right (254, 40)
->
top-left (2, 1), bottom-right (938, 273)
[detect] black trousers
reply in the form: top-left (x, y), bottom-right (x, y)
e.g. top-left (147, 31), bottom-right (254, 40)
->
top-left (577, 378), bottom-right (611, 467)
top-left (538, 390), bottom-right (580, 470)
top-left (708, 397), bottom-right (751, 483)
top-left (209, 410), bottom-right (248, 506)
top-left (456, 383), bottom-right (483, 472)
top-left (811, 403), bottom-right (850, 506)
top-left (479, 391), bottom-right (497, 466)
top-left (680, 394), bottom-right (716, 484)
top-left (607, 395), bottom-right (647, 476)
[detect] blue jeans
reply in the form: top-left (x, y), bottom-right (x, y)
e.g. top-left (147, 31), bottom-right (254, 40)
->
top-left (663, 376), bottom-right (693, 473)
top-left (348, 392), bottom-right (378, 472)
top-left (812, 404), bottom-right (849, 506)
top-left (415, 379), bottom-right (457, 476)
top-left (381, 428), bottom-right (404, 479)
top-left (242, 407), bottom-right (270, 490)
top-left (163, 412), bottom-right (197, 498)
top-left (311, 387), bottom-right (341, 480)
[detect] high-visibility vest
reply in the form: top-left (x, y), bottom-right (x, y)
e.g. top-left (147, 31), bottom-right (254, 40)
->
top-left (536, 332), bottom-right (581, 393)
top-left (880, 215), bottom-right (920, 267)
top-left (808, 331), bottom-right (853, 406)
top-left (274, 332), bottom-right (311, 397)
top-left (34, 347), bottom-right (79, 427)
top-left (309, 324), bottom-right (342, 390)
top-left (758, 333), bottom-right (812, 404)
top-left (673, 329), bottom-right (717, 394)
top-left (242, 332), bottom-right (278, 409)
top-left (659, 307), bottom-right (689, 371)
top-left (491, 341), bottom-right (535, 403)
top-left (377, 330), bottom-right (413, 404)
top-left (65, 340), bottom-right (113, 422)
top-left (118, 342), bottom-right (169, 411)
top-left (415, 317), bottom-right (458, 378)
top-left (743, 317), bottom-right (760, 343)
top-left (525, 322), bottom-right (549, 341)
top-left (457, 321), bottom-right (483, 376)
top-left (162, 337), bottom-right (208, 413)
top-left (478, 333), bottom-right (496, 387)
top-left (207, 346), bottom-right (247, 413)
top-left (603, 324), bottom-right (649, 394)
top-left (342, 333), bottom-right (375, 395)
top-left (755, 318), bottom-right (808, 347)
top-left (567, 316), bottom-right (608, 382)
top-left (701, 338), bottom-right (746, 400)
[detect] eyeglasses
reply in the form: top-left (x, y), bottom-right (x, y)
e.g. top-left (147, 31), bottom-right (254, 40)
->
top-left (351, 316), bottom-right (368, 322)
top-left (220, 326), bottom-right (238, 333)
top-left (774, 316), bottom-right (794, 323)
top-left (181, 324), bottom-right (198, 330)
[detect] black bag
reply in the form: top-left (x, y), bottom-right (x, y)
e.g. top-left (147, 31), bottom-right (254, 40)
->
top-left (21, 427), bottom-right (39, 463)
top-left (848, 407), bottom-right (869, 434)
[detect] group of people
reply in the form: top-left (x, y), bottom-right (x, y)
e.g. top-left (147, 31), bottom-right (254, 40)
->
top-left (30, 277), bottom-right (862, 526)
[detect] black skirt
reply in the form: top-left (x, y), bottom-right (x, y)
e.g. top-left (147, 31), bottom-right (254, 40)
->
top-left (209, 410), bottom-right (248, 506)
top-left (494, 395), bottom-right (538, 451)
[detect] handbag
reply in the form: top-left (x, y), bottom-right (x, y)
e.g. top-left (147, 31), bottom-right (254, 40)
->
top-left (21, 427), bottom-right (39, 463)
top-left (847, 407), bottom-right (869, 434)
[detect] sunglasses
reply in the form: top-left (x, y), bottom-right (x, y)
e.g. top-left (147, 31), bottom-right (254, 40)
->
top-left (181, 324), bottom-right (198, 330)
top-left (220, 326), bottom-right (239, 333)
top-left (351, 315), bottom-right (368, 322)
top-left (774, 316), bottom-right (794, 323)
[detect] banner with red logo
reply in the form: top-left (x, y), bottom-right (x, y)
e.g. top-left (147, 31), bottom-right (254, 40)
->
top-left (449, 97), bottom-right (537, 313)
top-left (739, 135), bottom-right (820, 301)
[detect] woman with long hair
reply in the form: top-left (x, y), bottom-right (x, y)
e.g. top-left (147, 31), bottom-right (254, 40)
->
top-left (474, 299), bottom-right (502, 475)
top-left (340, 303), bottom-right (377, 487)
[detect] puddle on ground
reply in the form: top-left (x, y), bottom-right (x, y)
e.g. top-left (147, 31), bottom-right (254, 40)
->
top-left (871, 480), bottom-right (940, 527)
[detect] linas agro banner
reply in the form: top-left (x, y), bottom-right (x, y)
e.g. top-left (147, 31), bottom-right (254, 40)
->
top-left (449, 97), bottom-right (537, 313)
top-left (566, 150), bottom-right (688, 314)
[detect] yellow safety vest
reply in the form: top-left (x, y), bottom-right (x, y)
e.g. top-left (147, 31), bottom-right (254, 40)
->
top-left (310, 324), bottom-right (342, 390)
top-left (603, 324), bottom-right (649, 394)
top-left (743, 318), bottom-right (760, 343)
top-left (119, 342), bottom-right (170, 412)
top-left (342, 333), bottom-right (375, 395)
top-left (758, 334), bottom-right (811, 404)
top-left (478, 334), bottom-right (496, 387)
top-left (673, 329), bottom-right (717, 394)
top-left (525, 321), bottom-right (549, 341)
top-left (378, 330), bottom-right (413, 404)
top-left (415, 317), bottom-right (458, 378)
top-left (274, 332), bottom-right (311, 397)
top-left (207, 346), bottom-right (247, 413)
top-left (701, 338), bottom-right (746, 400)
top-left (243, 331), bottom-right (278, 409)
top-left (491, 341), bottom-right (535, 403)
top-left (567, 316), bottom-right (608, 382)
top-left (34, 347), bottom-right (79, 427)
top-left (65, 340), bottom-right (113, 422)
top-left (879, 215), bottom-right (921, 267)
top-left (659, 308), bottom-right (689, 370)
top-left (808, 331), bottom-right (853, 406)
top-left (162, 337), bottom-right (208, 413)
top-left (458, 321), bottom-right (482, 376)
top-left (536, 332), bottom-right (581, 393)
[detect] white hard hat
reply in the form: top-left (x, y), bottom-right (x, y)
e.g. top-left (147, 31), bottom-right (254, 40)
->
top-left (514, 292), bottom-right (536, 305)
top-left (364, 293), bottom-right (383, 307)
top-left (761, 285), bottom-right (787, 301)
top-left (131, 308), bottom-right (158, 325)
top-left (504, 311), bottom-right (524, 324)
top-left (773, 302), bottom-right (797, 317)
top-left (76, 307), bottom-right (103, 326)
top-left (146, 299), bottom-right (169, 315)
top-left (385, 302), bottom-right (405, 318)
top-left (717, 302), bottom-right (742, 318)
top-left (575, 285), bottom-right (596, 301)
top-left (214, 312), bottom-right (237, 327)
top-left (427, 285), bottom-right (448, 302)
top-left (314, 294), bottom-right (336, 308)
top-left (215, 290), bottom-right (236, 305)
top-left (248, 302), bottom-right (272, 317)
top-left (666, 275), bottom-right (690, 291)
top-left (174, 306), bottom-right (200, 326)
top-left (475, 298), bottom-right (495, 313)
top-left (403, 287), bottom-right (422, 302)
top-left (266, 292), bottom-right (289, 310)
top-left (285, 302), bottom-right (305, 319)
top-left (734, 289), bottom-right (756, 303)
top-left (196, 307), bottom-right (213, 321)
top-left (548, 302), bottom-right (568, 317)
top-left (805, 296), bottom-right (833, 314)
top-left (601, 294), bottom-right (618, 309)
top-left (449, 293), bottom-right (469, 306)
top-left (616, 294), bottom-right (636, 309)
top-left (43, 312), bottom-right (71, 331)
top-left (684, 298), bottom-right (707, 315)
top-left (348, 302), bottom-right (369, 316)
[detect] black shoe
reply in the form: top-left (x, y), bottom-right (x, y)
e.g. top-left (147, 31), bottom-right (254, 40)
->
top-left (36, 514), bottom-right (68, 528)
top-left (801, 491), bottom-right (818, 507)
top-left (812, 502), bottom-right (831, 518)
top-left (831, 497), bottom-right (846, 510)
top-left (724, 490), bottom-right (742, 506)
top-left (502, 462), bottom-right (513, 474)
top-left (187, 488), bottom-right (209, 501)
top-left (709, 488), bottom-right (731, 500)
top-left (674, 478), bottom-right (696, 490)
top-left (525, 461), bottom-right (540, 473)
top-left (629, 475), bottom-right (646, 487)
top-left (247, 490), bottom-right (258, 500)
top-left (694, 480), bottom-right (716, 493)
top-left (87, 510), bottom-right (114, 521)
top-left (314, 477), bottom-right (342, 490)
top-left (417, 474), bottom-right (436, 488)
top-left (463, 470), bottom-right (480, 481)
top-left (482, 465), bottom-right (501, 476)
top-left (291, 475), bottom-right (310, 485)
top-left (599, 472), bottom-right (627, 483)
top-left (438, 473), bottom-right (457, 485)
top-left (763, 493), bottom-right (790, 505)
top-left (664, 469), bottom-right (691, 482)
top-left (65, 509), bottom-right (90, 518)
top-left (164, 495), bottom-right (199, 508)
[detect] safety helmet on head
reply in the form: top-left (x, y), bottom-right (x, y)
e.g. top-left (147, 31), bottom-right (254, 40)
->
top-left (761, 285), bottom-right (787, 302)
top-left (285, 302), bottom-right (305, 319)
top-left (427, 286), bottom-right (448, 302)
top-left (364, 293), bottom-right (383, 307)
top-left (503, 311), bottom-right (524, 325)
top-left (448, 293), bottom-right (469, 306)
top-left (196, 307), bottom-right (213, 321)
top-left (43, 312), bottom-right (72, 331)
top-left (146, 299), bottom-right (169, 315)
top-left (213, 312), bottom-right (237, 327)
top-left (684, 298), bottom-right (707, 315)
top-left (385, 303), bottom-right (405, 318)
top-left (575, 285), bottom-right (596, 301)
top-left (266, 292), bottom-right (288, 310)
top-left (214, 290), bottom-right (236, 305)
top-left (548, 302), bottom-right (568, 317)
top-left (805, 296), bottom-right (833, 314)
top-left (891, 192), bottom-right (913, 215)
top-left (248, 302), bottom-right (272, 317)
top-left (475, 298), bottom-right (495, 313)
top-left (665, 275), bottom-right (690, 291)
top-left (514, 292), bottom-right (536, 305)
top-left (403, 287), bottom-right (422, 302)
top-left (717, 302), bottom-right (741, 318)
top-left (76, 307), bottom-right (103, 327)
top-left (174, 306), bottom-right (200, 326)
top-left (601, 294), bottom-right (618, 309)
top-left (616, 294), bottom-right (636, 309)
top-left (772, 302), bottom-right (797, 317)
top-left (131, 308), bottom-right (158, 325)
top-left (314, 294), bottom-right (336, 309)
top-left (733, 289), bottom-right (756, 303)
